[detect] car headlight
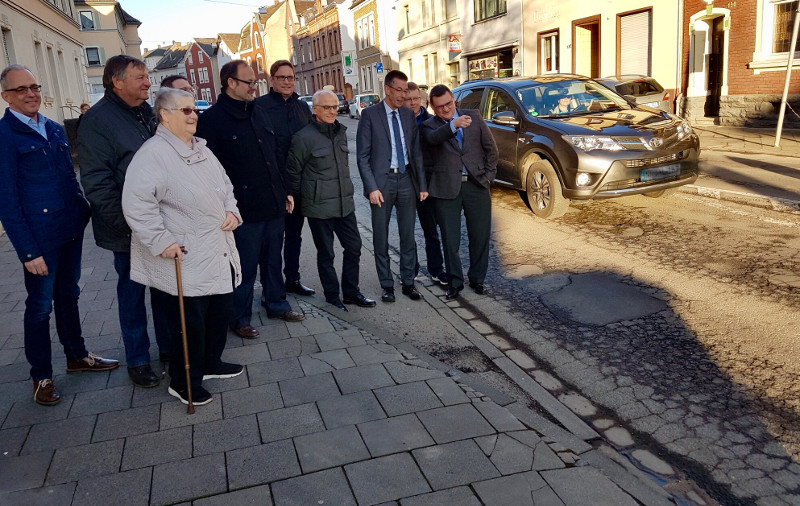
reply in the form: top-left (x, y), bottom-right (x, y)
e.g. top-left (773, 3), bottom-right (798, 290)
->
top-left (676, 121), bottom-right (693, 139)
top-left (563, 135), bottom-right (625, 152)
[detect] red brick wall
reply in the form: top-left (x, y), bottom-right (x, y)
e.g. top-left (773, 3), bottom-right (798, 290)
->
top-left (184, 45), bottom-right (217, 103)
top-left (682, 0), bottom-right (800, 96)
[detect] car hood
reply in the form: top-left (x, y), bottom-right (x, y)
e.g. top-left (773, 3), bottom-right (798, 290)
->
top-left (539, 107), bottom-right (677, 137)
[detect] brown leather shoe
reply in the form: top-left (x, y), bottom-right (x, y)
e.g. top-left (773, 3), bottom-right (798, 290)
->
top-left (33, 379), bottom-right (61, 406)
top-left (233, 325), bottom-right (260, 339)
top-left (66, 352), bottom-right (120, 372)
top-left (269, 310), bottom-right (305, 322)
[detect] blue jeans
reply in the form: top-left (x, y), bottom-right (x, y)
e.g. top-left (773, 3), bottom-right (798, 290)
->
top-left (232, 218), bottom-right (290, 328)
top-left (113, 252), bottom-right (152, 367)
top-left (24, 236), bottom-right (88, 381)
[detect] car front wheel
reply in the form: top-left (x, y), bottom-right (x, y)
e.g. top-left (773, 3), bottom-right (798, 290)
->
top-left (524, 157), bottom-right (569, 219)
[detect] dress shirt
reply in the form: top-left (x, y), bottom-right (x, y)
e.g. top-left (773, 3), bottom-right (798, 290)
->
top-left (448, 111), bottom-right (467, 176)
top-left (9, 109), bottom-right (47, 140)
top-left (383, 101), bottom-right (408, 170)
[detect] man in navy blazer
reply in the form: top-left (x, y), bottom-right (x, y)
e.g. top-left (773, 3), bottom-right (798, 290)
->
top-left (0, 65), bottom-right (118, 406)
top-left (356, 70), bottom-right (428, 302)
top-left (421, 84), bottom-right (498, 300)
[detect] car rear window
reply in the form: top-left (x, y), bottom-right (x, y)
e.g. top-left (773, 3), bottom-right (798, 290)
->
top-left (615, 80), bottom-right (664, 97)
top-left (457, 88), bottom-right (484, 110)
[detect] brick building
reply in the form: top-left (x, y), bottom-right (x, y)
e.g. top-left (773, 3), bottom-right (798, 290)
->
top-left (237, 15), bottom-right (269, 96)
top-left (185, 39), bottom-right (217, 104)
top-left (681, 0), bottom-right (800, 126)
top-left (294, 0), bottom-right (347, 97)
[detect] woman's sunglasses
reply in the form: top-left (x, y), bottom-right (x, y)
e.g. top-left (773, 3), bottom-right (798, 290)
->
top-left (168, 107), bottom-right (200, 116)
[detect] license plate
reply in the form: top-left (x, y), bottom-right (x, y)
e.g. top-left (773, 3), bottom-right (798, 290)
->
top-left (641, 163), bottom-right (680, 181)
top-left (643, 101), bottom-right (659, 108)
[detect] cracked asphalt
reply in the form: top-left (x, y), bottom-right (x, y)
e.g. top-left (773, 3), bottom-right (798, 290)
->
top-left (338, 115), bottom-right (800, 504)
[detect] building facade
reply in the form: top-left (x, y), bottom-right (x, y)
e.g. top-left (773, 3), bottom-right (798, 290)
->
top-left (351, 0), bottom-right (399, 97)
top-left (0, 0), bottom-right (88, 122)
top-left (237, 15), bottom-right (269, 96)
top-left (73, 0), bottom-right (142, 97)
top-left (295, 0), bottom-right (347, 96)
top-left (185, 39), bottom-right (216, 103)
top-left (681, 0), bottom-right (800, 126)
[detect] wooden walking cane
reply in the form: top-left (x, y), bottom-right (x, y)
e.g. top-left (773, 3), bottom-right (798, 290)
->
top-left (174, 252), bottom-right (195, 414)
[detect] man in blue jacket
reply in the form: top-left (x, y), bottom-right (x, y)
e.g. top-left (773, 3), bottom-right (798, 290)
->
top-left (0, 65), bottom-right (119, 406)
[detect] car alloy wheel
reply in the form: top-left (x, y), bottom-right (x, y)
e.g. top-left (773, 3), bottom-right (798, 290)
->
top-left (525, 157), bottom-right (569, 219)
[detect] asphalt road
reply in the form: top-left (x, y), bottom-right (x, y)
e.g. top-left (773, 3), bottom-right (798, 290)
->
top-left (336, 114), bottom-right (800, 504)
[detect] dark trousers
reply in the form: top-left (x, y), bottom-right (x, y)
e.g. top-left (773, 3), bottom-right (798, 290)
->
top-left (434, 181), bottom-right (492, 290)
top-left (284, 204), bottom-right (305, 283)
top-left (152, 288), bottom-right (232, 391)
top-left (23, 236), bottom-right (88, 381)
top-left (308, 212), bottom-right (362, 302)
top-left (113, 252), bottom-right (153, 367)
top-left (370, 171), bottom-right (417, 288)
top-left (415, 195), bottom-right (445, 277)
top-left (232, 218), bottom-right (290, 327)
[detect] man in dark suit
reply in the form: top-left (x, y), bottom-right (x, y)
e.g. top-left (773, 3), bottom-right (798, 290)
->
top-left (421, 85), bottom-right (498, 300)
top-left (356, 70), bottom-right (428, 302)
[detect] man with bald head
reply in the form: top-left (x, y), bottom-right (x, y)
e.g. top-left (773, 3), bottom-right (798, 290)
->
top-left (0, 65), bottom-right (119, 405)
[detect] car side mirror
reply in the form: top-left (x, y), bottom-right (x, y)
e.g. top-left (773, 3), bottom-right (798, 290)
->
top-left (492, 111), bottom-right (519, 126)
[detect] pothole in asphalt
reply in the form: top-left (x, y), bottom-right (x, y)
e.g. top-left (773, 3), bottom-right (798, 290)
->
top-left (433, 346), bottom-right (494, 374)
top-left (540, 273), bottom-right (669, 326)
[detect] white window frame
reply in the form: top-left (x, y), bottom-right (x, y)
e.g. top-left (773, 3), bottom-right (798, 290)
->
top-left (187, 53), bottom-right (193, 65)
top-left (753, 0), bottom-right (800, 69)
top-left (79, 10), bottom-right (96, 30)
top-left (85, 46), bottom-right (102, 66)
top-left (190, 69), bottom-right (196, 85)
top-left (368, 14), bottom-right (376, 46)
top-left (539, 30), bottom-right (559, 74)
top-left (198, 51), bottom-right (204, 63)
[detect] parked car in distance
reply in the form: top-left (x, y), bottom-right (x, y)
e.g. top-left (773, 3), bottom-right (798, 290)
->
top-left (195, 100), bottom-right (211, 113)
top-left (452, 74), bottom-right (699, 219)
top-left (298, 95), bottom-right (313, 111)
top-left (595, 75), bottom-right (671, 113)
top-left (336, 93), bottom-right (349, 114)
top-left (349, 93), bottom-right (380, 119)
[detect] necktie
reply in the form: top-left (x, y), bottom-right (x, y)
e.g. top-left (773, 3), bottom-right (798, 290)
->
top-left (391, 111), bottom-right (406, 173)
top-left (455, 127), bottom-right (463, 149)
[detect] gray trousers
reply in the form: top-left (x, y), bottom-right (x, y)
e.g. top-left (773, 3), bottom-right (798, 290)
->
top-left (434, 180), bottom-right (491, 290)
top-left (370, 171), bottom-right (417, 288)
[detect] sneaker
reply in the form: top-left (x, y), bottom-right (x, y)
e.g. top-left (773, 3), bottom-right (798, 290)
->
top-left (168, 385), bottom-right (213, 406)
top-left (203, 362), bottom-right (244, 380)
top-left (433, 272), bottom-right (449, 287)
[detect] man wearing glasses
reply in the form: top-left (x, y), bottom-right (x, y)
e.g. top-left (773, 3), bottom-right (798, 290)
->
top-left (78, 55), bottom-right (162, 388)
top-left (421, 85), bottom-right (498, 300)
top-left (356, 70), bottom-right (428, 303)
top-left (254, 60), bottom-right (315, 299)
top-left (0, 65), bottom-right (119, 405)
top-left (197, 60), bottom-right (304, 341)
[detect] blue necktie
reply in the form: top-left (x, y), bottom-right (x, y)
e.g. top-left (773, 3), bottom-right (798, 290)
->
top-left (455, 127), bottom-right (463, 149)
top-left (391, 111), bottom-right (406, 173)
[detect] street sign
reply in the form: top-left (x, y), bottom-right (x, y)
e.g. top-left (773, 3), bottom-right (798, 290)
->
top-left (376, 62), bottom-right (383, 74)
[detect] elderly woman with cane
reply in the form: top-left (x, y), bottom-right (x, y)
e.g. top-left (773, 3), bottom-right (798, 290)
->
top-left (122, 87), bottom-right (243, 407)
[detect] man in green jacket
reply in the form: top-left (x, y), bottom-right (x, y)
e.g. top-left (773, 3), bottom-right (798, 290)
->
top-left (286, 90), bottom-right (375, 311)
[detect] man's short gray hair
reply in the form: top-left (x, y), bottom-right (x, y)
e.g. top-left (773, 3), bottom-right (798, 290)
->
top-left (0, 64), bottom-right (34, 90)
top-left (154, 87), bottom-right (194, 121)
top-left (312, 89), bottom-right (337, 106)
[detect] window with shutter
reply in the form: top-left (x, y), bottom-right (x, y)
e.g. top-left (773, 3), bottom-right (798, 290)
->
top-left (1, 28), bottom-right (12, 67)
top-left (619, 10), bottom-right (651, 75)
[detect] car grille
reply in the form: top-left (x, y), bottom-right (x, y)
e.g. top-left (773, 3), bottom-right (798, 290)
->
top-left (623, 151), bottom-right (685, 168)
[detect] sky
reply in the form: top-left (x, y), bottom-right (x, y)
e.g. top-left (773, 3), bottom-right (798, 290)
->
top-left (130, 0), bottom-right (267, 50)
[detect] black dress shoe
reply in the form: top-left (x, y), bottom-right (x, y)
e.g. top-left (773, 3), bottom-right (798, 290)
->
top-left (328, 299), bottom-right (348, 311)
top-left (470, 282), bottom-right (485, 295)
top-left (343, 293), bottom-right (376, 307)
top-left (381, 288), bottom-right (395, 303)
top-left (128, 364), bottom-right (160, 388)
top-left (445, 285), bottom-right (461, 300)
top-left (285, 280), bottom-right (315, 296)
top-left (401, 284), bottom-right (422, 300)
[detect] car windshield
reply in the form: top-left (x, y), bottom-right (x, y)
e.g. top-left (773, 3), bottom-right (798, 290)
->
top-left (195, 100), bottom-right (210, 107)
top-left (517, 80), bottom-right (632, 118)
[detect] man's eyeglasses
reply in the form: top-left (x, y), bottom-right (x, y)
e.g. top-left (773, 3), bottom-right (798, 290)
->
top-left (387, 85), bottom-right (409, 95)
top-left (272, 75), bottom-right (295, 82)
top-left (433, 100), bottom-right (455, 111)
top-left (231, 77), bottom-right (257, 88)
top-left (315, 105), bottom-right (338, 112)
top-left (167, 107), bottom-right (200, 116)
top-left (4, 84), bottom-right (43, 94)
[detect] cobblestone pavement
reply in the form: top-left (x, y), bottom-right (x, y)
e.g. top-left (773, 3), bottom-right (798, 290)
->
top-left (0, 229), bottom-right (682, 505)
top-left (460, 187), bottom-right (800, 506)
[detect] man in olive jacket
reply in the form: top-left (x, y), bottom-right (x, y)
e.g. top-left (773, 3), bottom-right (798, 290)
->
top-left (286, 90), bottom-right (375, 311)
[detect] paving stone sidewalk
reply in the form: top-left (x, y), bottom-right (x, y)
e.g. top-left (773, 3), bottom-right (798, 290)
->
top-left (0, 231), bottom-right (678, 506)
